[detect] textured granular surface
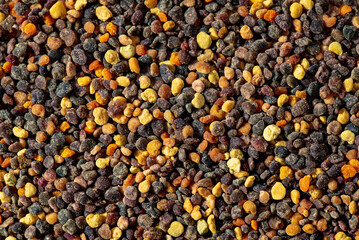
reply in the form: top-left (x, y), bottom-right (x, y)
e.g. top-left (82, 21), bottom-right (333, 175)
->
top-left (1, 0), bottom-right (359, 239)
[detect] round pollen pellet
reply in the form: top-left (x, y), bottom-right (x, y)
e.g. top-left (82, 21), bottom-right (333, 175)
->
top-left (293, 64), bottom-right (306, 80)
top-left (263, 124), bottom-right (281, 141)
top-left (96, 6), bottom-right (113, 21)
top-left (191, 93), bottom-right (205, 108)
top-left (329, 41), bottom-right (343, 55)
top-left (196, 32), bottom-right (212, 49)
top-left (290, 2), bottom-right (303, 19)
top-left (105, 50), bottom-right (120, 65)
top-left (168, 221), bottom-right (184, 237)
top-left (271, 182), bottom-right (286, 200)
top-left (341, 130), bottom-right (355, 144)
top-left (24, 182), bottom-right (37, 198)
top-left (49, 1), bottom-right (67, 19)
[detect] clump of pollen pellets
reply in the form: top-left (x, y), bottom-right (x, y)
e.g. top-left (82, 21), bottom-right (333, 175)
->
top-left (1, 0), bottom-right (359, 239)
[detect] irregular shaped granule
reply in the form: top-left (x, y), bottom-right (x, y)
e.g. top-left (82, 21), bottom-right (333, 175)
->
top-left (291, 99), bottom-right (310, 117)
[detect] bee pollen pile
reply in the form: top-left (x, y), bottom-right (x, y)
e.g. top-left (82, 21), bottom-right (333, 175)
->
top-left (1, 0), bottom-right (359, 240)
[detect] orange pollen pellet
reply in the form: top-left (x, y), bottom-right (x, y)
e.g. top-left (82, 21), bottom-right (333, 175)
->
top-left (136, 45), bottom-right (147, 56)
top-left (84, 22), bottom-right (95, 33)
top-left (349, 159), bottom-right (359, 172)
top-left (341, 5), bottom-right (352, 15)
top-left (38, 55), bottom-right (50, 66)
top-left (106, 22), bottom-right (117, 36)
top-left (18, 188), bottom-right (25, 196)
top-left (341, 164), bottom-right (357, 179)
top-left (89, 60), bottom-right (100, 71)
top-left (59, 121), bottom-right (71, 132)
top-left (276, 120), bottom-right (287, 127)
top-left (61, 148), bottom-right (75, 158)
top-left (170, 52), bottom-right (181, 66)
top-left (157, 12), bottom-right (168, 22)
top-left (102, 68), bottom-right (113, 80)
top-left (95, 66), bottom-right (104, 77)
top-left (106, 144), bottom-right (117, 156)
top-left (263, 10), bottom-right (278, 22)
top-left (299, 175), bottom-right (311, 192)
top-left (99, 33), bottom-right (110, 43)
top-left (43, 14), bottom-right (55, 25)
top-left (3, 62), bottom-right (13, 73)
top-left (24, 23), bottom-right (37, 35)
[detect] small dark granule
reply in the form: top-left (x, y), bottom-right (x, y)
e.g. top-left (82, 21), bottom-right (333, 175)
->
top-left (291, 99), bottom-right (310, 117)
top-left (113, 162), bottom-right (129, 179)
top-left (343, 25), bottom-right (356, 40)
top-left (12, 42), bottom-right (27, 58)
top-left (310, 19), bottom-right (324, 34)
top-left (83, 38), bottom-right (97, 53)
top-left (50, 132), bottom-right (66, 148)
top-left (159, 64), bottom-right (174, 83)
top-left (58, 209), bottom-right (73, 225)
top-left (11, 64), bottom-right (29, 81)
top-left (250, 39), bottom-right (268, 52)
top-left (275, 14), bottom-right (292, 31)
top-left (14, 2), bottom-right (29, 15)
top-left (55, 82), bottom-right (72, 98)
top-left (71, 49), bottom-right (87, 65)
